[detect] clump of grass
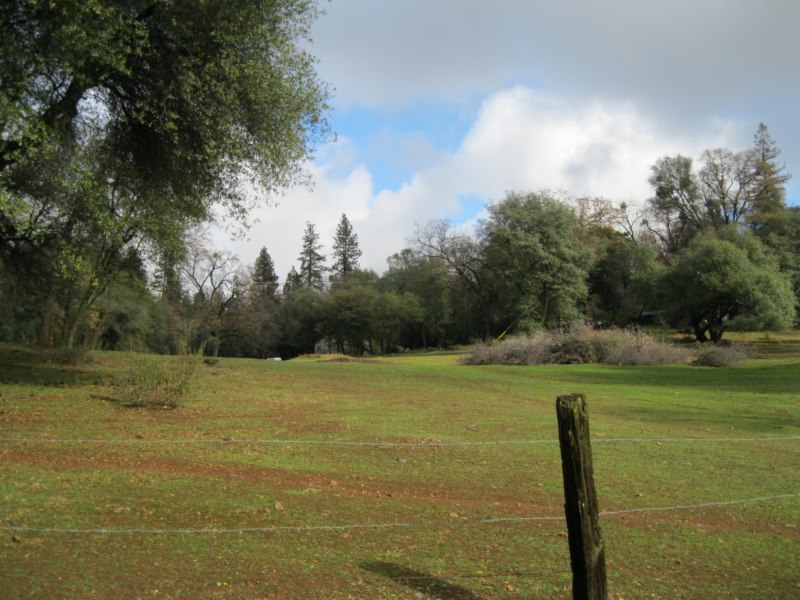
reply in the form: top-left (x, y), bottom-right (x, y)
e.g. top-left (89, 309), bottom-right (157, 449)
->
top-left (692, 343), bottom-right (749, 367)
top-left (463, 327), bottom-right (692, 366)
top-left (118, 349), bottom-right (203, 408)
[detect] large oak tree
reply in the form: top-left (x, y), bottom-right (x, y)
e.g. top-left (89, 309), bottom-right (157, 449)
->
top-left (0, 0), bottom-right (329, 346)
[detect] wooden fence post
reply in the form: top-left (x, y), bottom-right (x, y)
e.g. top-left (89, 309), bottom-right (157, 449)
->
top-left (556, 393), bottom-right (607, 600)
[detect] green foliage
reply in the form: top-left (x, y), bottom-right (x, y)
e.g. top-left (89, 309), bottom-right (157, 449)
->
top-left (297, 221), bottom-right (326, 291)
top-left (0, 0), bottom-right (330, 349)
top-left (118, 349), bottom-right (203, 409)
top-left (252, 247), bottom-right (280, 299)
top-left (319, 276), bottom-right (424, 355)
top-left (661, 228), bottom-right (795, 342)
top-left (756, 206), bottom-right (800, 310)
top-left (381, 249), bottom-right (456, 348)
top-left (750, 123), bottom-right (791, 222)
top-left (587, 234), bottom-right (662, 325)
top-left (330, 213), bottom-right (362, 276)
top-left (481, 190), bottom-right (591, 329)
top-left (276, 286), bottom-right (324, 356)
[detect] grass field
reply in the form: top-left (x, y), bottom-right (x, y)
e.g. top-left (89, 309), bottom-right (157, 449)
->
top-left (1, 333), bottom-right (799, 599)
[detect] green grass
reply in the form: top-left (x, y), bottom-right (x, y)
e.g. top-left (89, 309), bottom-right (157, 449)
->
top-left (0, 339), bottom-right (798, 599)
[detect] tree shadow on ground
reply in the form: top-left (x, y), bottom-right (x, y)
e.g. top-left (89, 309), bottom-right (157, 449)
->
top-left (360, 561), bottom-right (485, 600)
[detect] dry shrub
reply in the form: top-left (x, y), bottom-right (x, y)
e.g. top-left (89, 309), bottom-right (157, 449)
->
top-left (692, 343), bottom-right (749, 367)
top-left (462, 327), bottom-right (692, 366)
top-left (601, 329), bottom-right (692, 365)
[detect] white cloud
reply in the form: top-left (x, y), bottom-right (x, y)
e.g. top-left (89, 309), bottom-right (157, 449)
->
top-left (217, 86), bottom-right (746, 276)
top-left (310, 0), bottom-right (800, 202)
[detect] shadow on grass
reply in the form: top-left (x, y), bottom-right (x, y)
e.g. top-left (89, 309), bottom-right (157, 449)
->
top-left (0, 344), bottom-right (113, 387)
top-left (360, 561), bottom-right (485, 600)
top-left (0, 359), bottom-right (89, 387)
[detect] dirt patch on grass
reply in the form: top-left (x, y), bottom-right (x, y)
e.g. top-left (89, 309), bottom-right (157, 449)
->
top-left (3, 446), bottom-right (560, 517)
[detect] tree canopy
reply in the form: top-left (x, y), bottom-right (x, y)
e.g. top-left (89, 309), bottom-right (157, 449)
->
top-left (661, 229), bottom-right (795, 342)
top-left (481, 191), bottom-right (591, 330)
top-left (0, 0), bottom-right (329, 347)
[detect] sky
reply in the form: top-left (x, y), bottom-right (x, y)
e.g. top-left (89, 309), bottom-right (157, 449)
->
top-left (216, 0), bottom-right (800, 278)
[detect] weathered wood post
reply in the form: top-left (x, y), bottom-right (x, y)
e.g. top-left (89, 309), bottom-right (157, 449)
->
top-left (556, 393), bottom-right (607, 600)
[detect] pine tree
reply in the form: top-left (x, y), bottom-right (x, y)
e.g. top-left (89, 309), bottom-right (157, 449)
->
top-left (298, 222), bottom-right (326, 290)
top-left (283, 266), bottom-right (303, 296)
top-left (751, 123), bottom-right (790, 222)
top-left (331, 214), bottom-right (362, 276)
top-left (253, 247), bottom-right (279, 298)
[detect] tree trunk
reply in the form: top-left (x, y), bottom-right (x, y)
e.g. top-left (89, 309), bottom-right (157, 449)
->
top-left (692, 322), bottom-right (709, 343)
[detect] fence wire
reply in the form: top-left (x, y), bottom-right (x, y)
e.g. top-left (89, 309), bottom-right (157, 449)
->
top-left (2, 435), bottom-right (798, 446)
top-left (3, 492), bottom-right (798, 536)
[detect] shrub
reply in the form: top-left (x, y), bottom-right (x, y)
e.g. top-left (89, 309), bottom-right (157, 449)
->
top-left (462, 327), bottom-right (692, 366)
top-left (692, 344), bottom-right (749, 367)
top-left (601, 329), bottom-right (692, 365)
top-left (118, 349), bottom-right (203, 408)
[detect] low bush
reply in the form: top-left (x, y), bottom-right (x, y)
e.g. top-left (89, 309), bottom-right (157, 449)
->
top-left (118, 349), bottom-right (203, 408)
top-left (692, 343), bottom-right (749, 367)
top-left (462, 327), bottom-right (693, 366)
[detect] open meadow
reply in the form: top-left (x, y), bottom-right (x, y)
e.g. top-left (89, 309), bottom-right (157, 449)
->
top-left (1, 334), bottom-right (799, 599)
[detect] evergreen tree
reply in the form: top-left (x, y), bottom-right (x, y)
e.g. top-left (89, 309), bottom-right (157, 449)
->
top-left (298, 222), bottom-right (326, 290)
top-left (751, 123), bottom-right (790, 222)
top-left (252, 247), bottom-right (280, 298)
top-left (283, 267), bottom-right (303, 296)
top-left (331, 214), bottom-right (362, 276)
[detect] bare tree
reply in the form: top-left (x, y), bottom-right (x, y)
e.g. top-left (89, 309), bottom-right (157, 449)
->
top-left (181, 230), bottom-right (241, 356)
top-left (698, 148), bottom-right (761, 227)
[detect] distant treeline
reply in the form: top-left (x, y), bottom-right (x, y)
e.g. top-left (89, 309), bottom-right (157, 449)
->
top-left (3, 125), bottom-right (797, 358)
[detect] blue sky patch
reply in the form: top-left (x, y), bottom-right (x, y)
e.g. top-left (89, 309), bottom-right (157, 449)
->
top-left (330, 100), bottom-right (479, 191)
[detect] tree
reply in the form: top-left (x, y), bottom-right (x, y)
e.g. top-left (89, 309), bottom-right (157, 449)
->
top-left (751, 123), bottom-right (791, 223)
top-left (1, 0), bottom-right (329, 221)
top-left (644, 155), bottom-right (705, 261)
top-left (480, 191), bottom-right (591, 330)
top-left (252, 247), bottom-right (280, 299)
top-left (698, 148), bottom-right (761, 227)
top-left (382, 249), bottom-right (455, 348)
top-left (756, 207), bottom-right (800, 312)
top-left (661, 229), bottom-right (794, 342)
top-left (0, 0), bottom-right (330, 347)
top-left (370, 292), bottom-right (424, 354)
top-left (297, 221), bottom-right (326, 290)
top-left (330, 213), bottom-right (362, 276)
top-left (276, 287), bottom-right (323, 357)
top-left (180, 235), bottom-right (241, 357)
top-left (587, 234), bottom-right (662, 326)
top-left (283, 266), bottom-right (303, 296)
top-left (320, 283), bottom-right (377, 355)
top-left (414, 219), bottom-right (494, 341)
